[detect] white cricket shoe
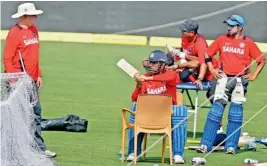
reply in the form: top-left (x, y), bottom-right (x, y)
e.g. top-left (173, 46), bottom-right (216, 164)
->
top-left (166, 45), bottom-right (181, 57)
top-left (173, 155), bottom-right (185, 164)
top-left (217, 126), bottom-right (224, 134)
top-left (126, 153), bottom-right (139, 162)
top-left (43, 150), bottom-right (57, 158)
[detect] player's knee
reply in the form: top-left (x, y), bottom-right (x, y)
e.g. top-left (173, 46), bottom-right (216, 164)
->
top-left (179, 69), bottom-right (191, 82)
top-left (207, 102), bottom-right (225, 123)
top-left (228, 103), bottom-right (243, 123)
top-left (214, 99), bottom-right (228, 106)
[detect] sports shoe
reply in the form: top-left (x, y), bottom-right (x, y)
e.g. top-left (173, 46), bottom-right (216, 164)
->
top-left (173, 155), bottom-right (185, 164)
top-left (244, 141), bottom-right (257, 151)
top-left (126, 153), bottom-right (139, 162)
top-left (238, 134), bottom-right (256, 147)
top-left (225, 147), bottom-right (236, 154)
top-left (217, 126), bottom-right (224, 134)
top-left (255, 137), bottom-right (267, 147)
top-left (43, 150), bottom-right (57, 158)
top-left (196, 145), bottom-right (207, 154)
top-left (166, 44), bottom-right (181, 57)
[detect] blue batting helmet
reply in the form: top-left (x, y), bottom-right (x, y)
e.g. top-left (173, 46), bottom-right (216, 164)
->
top-left (148, 50), bottom-right (168, 63)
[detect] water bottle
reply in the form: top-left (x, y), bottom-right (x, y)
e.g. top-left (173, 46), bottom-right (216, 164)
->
top-left (244, 158), bottom-right (259, 164)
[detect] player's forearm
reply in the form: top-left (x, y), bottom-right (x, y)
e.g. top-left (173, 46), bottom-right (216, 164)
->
top-left (150, 72), bottom-right (176, 82)
top-left (251, 59), bottom-right (266, 79)
top-left (178, 60), bottom-right (199, 69)
top-left (185, 54), bottom-right (198, 61)
top-left (198, 63), bottom-right (207, 79)
top-left (204, 53), bottom-right (215, 71)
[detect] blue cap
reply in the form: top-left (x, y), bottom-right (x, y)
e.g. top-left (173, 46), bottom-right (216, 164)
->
top-left (148, 50), bottom-right (168, 63)
top-left (223, 15), bottom-right (245, 26)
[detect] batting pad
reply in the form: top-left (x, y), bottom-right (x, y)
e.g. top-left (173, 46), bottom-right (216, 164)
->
top-left (201, 102), bottom-right (225, 152)
top-left (172, 105), bottom-right (188, 158)
top-left (225, 103), bottom-right (243, 151)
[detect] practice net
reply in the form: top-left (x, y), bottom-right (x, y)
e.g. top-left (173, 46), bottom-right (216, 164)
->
top-left (1, 73), bottom-right (57, 166)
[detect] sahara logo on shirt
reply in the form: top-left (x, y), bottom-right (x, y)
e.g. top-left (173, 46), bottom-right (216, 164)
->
top-left (24, 38), bottom-right (39, 46)
top-left (222, 45), bottom-right (244, 55)
top-left (147, 85), bottom-right (167, 94)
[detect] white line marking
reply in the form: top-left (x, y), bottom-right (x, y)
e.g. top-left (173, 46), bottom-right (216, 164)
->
top-left (116, 1), bottom-right (258, 35)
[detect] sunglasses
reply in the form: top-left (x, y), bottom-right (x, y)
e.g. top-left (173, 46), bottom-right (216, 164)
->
top-left (149, 61), bottom-right (159, 64)
top-left (182, 29), bottom-right (194, 33)
top-left (227, 16), bottom-right (241, 26)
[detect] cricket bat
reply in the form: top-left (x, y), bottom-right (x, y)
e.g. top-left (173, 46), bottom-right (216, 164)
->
top-left (116, 59), bottom-right (140, 78)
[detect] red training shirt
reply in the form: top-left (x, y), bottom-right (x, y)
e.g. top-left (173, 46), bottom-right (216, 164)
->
top-left (3, 24), bottom-right (42, 81)
top-left (181, 34), bottom-right (207, 64)
top-left (206, 34), bottom-right (265, 75)
top-left (131, 70), bottom-right (178, 105)
top-left (177, 34), bottom-right (218, 81)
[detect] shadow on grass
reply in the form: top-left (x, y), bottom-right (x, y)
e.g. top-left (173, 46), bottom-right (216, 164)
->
top-left (187, 131), bottom-right (203, 140)
top-left (137, 156), bottom-right (172, 164)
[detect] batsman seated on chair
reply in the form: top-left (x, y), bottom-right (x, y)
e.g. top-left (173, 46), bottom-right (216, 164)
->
top-left (125, 50), bottom-right (188, 164)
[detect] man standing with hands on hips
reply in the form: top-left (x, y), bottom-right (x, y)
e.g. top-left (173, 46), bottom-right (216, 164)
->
top-left (197, 15), bottom-right (266, 154)
top-left (3, 3), bottom-right (56, 158)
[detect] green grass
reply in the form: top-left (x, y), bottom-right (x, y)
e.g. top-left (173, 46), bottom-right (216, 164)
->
top-left (1, 40), bottom-right (267, 166)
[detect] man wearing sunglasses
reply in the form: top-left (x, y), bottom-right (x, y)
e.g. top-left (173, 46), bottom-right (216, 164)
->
top-left (197, 15), bottom-right (266, 154)
top-left (126, 50), bottom-right (187, 164)
top-left (3, 3), bottom-right (56, 158)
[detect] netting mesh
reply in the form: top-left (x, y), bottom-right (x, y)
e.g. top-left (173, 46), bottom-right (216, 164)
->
top-left (1, 73), bottom-right (57, 166)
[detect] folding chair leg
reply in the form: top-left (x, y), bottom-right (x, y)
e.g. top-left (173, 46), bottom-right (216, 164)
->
top-left (186, 89), bottom-right (194, 109)
top-left (193, 91), bottom-right (199, 140)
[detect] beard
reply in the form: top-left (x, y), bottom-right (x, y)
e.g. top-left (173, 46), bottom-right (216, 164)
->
top-left (228, 29), bottom-right (238, 36)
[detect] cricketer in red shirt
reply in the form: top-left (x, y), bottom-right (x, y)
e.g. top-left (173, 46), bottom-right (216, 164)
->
top-left (3, 24), bottom-right (42, 81)
top-left (180, 34), bottom-right (218, 81)
top-left (206, 34), bottom-right (265, 76)
top-left (132, 70), bottom-right (178, 105)
top-left (167, 19), bottom-right (219, 90)
top-left (198, 15), bottom-right (266, 155)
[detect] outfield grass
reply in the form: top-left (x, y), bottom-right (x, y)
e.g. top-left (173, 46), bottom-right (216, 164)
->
top-left (1, 41), bottom-right (267, 166)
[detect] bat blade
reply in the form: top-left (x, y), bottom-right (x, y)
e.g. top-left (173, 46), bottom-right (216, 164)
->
top-left (117, 59), bottom-right (139, 78)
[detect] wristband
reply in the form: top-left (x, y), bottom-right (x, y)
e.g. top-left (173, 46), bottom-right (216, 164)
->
top-left (205, 58), bottom-right (212, 63)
